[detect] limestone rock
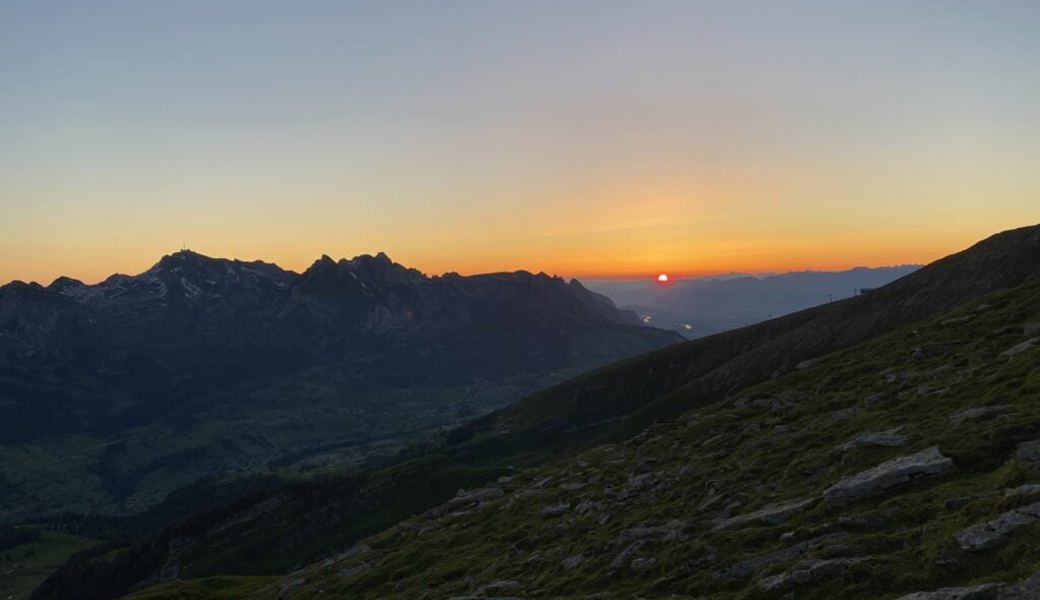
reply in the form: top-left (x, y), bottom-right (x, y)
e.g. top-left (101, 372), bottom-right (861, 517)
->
top-left (759, 557), bottom-right (866, 592)
top-left (1004, 484), bottom-right (1040, 498)
top-left (541, 503), bottom-right (570, 517)
top-left (893, 583), bottom-right (1003, 599)
top-left (714, 497), bottom-right (817, 531)
top-left (836, 429), bottom-right (907, 452)
top-left (1001, 570), bottom-right (1040, 599)
top-left (715, 533), bottom-right (843, 580)
top-left (955, 502), bottom-right (1040, 551)
top-left (561, 554), bottom-right (584, 571)
top-left (449, 487), bottom-right (504, 508)
top-left (823, 447), bottom-right (955, 507)
top-left (949, 406), bottom-right (1011, 425)
top-left (617, 520), bottom-right (688, 542)
top-left (609, 541), bottom-right (645, 571)
top-left (338, 563), bottom-right (369, 578)
top-left (475, 580), bottom-right (520, 596)
top-left (1001, 337), bottom-right (1038, 356)
top-left (1016, 441), bottom-right (1040, 462)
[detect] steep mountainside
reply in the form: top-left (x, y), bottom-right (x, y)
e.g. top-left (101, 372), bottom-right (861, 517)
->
top-left (0, 251), bottom-right (678, 518)
top-left (184, 272), bottom-right (1040, 599)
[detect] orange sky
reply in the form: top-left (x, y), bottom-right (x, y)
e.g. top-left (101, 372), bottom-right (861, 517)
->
top-left (2, 3), bottom-right (1038, 285)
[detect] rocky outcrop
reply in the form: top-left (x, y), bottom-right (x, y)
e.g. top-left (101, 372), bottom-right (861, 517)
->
top-left (955, 502), bottom-right (1040, 551)
top-left (835, 429), bottom-right (907, 452)
top-left (894, 570), bottom-right (1040, 600)
top-left (1001, 338), bottom-right (1038, 356)
top-left (449, 487), bottom-right (504, 509)
top-left (714, 497), bottom-right (817, 531)
top-left (1004, 484), bottom-right (1040, 498)
top-left (823, 447), bottom-right (955, 507)
top-left (950, 406), bottom-right (1011, 425)
top-left (609, 541), bottom-right (646, 571)
top-left (759, 557), bottom-right (868, 592)
top-left (1001, 571), bottom-right (1040, 599)
top-left (715, 534), bottom-right (845, 580)
top-left (541, 503), bottom-right (570, 517)
top-left (1015, 441), bottom-right (1040, 463)
top-left (894, 583), bottom-right (1003, 600)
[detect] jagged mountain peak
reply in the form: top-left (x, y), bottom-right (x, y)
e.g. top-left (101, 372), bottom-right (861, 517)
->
top-left (299, 251), bottom-right (427, 294)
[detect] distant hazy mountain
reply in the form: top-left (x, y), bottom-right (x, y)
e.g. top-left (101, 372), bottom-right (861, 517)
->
top-left (584, 265), bottom-right (920, 337)
top-left (0, 251), bottom-right (679, 517)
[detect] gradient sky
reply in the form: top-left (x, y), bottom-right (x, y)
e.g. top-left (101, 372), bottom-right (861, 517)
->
top-left (1, 1), bottom-right (1037, 284)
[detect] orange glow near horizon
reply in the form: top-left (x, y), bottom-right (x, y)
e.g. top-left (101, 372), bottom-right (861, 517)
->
top-left (1, 215), bottom-right (1029, 287)
top-left (2, 4), bottom-right (1039, 289)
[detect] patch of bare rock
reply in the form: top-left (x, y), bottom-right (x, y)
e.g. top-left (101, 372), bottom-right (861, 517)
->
top-left (713, 497), bottom-right (817, 531)
top-left (955, 502), bottom-right (1040, 552)
top-left (759, 557), bottom-right (868, 592)
top-left (823, 446), bottom-right (955, 507)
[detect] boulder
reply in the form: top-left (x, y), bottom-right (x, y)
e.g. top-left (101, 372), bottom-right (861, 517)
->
top-left (823, 447), bottom-right (955, 507)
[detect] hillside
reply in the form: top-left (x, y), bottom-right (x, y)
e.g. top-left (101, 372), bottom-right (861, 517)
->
top-left (0, 251), bottom-right (678, 518)
top-left (28, 224), bottom-right (1040, 599)
top-left (231, 271), bottom-right (1040, 598)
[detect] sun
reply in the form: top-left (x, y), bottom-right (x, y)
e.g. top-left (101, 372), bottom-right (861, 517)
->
top-left (657, 273), bottom-right (669, 283)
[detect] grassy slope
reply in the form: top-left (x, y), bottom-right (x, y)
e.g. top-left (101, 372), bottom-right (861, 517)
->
top-left (0, 530), bottom-right (96, 600)
top-left (48, 455), bottom-right (503, 600)
top-left (236, 280), bottom-right (1040, 599)
top-left (441, 225), bottom-right (1040, 468)
top-left (119, 577), bottom-right (275, 600)
top-left (178, 454), bottom-right (508, 577)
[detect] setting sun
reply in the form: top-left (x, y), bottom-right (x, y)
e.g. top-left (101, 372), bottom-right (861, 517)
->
top-left (657, 274), bottom-right (669, 283)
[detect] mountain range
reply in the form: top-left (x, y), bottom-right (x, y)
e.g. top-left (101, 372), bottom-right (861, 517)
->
top-left (0, 251), bottom-right (679, 519)
top-left (21, 224), bottom-right (1040, 600)
top-left (585, 265), bottom-right (921, 337)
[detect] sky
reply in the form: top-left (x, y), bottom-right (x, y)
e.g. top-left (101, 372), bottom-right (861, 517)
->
top-left (1, 1), bottom-right (1037, 284)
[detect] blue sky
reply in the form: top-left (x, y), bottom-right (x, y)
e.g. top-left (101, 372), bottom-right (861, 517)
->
top-left (2, 1), bottom-right (1038, 282)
